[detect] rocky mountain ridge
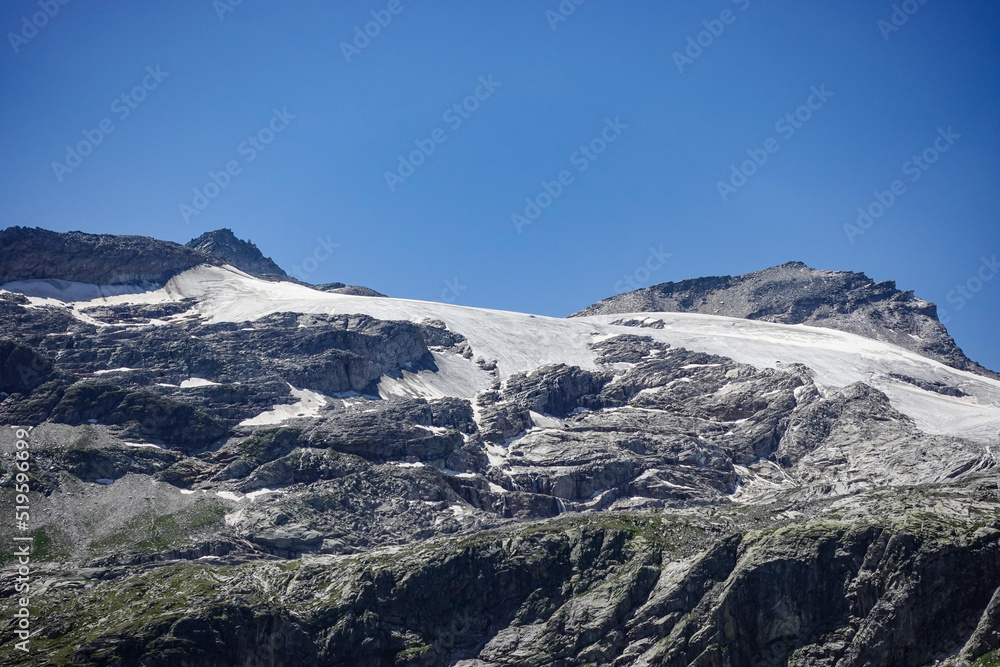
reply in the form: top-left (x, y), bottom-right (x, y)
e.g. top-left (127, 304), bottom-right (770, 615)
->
top-left (0, 231), bottom-right (998, 666)
top-left (0, 226), bottom-right (218, 286)
top-left (572, 261), bottom-right (996, 379)
top-left (0, 226), bottom-right (382, 298)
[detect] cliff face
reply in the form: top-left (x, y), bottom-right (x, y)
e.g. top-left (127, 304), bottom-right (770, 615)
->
top-left (572, 262), bottom-right (996, 379)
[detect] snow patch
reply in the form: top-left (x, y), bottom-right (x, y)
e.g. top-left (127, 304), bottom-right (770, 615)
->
top-left (239, 384), bottom-right (327, 426)
top-left (122, 442), bottom-right (165, 450)
top-left (213, 488), bottom-right (282, 503)
top-left (793, 385), bottom-right (813, 402)
top-left (442, 469), bottom-right (477, 478)
top-left (485, 444), bottom-right (509, 468)
top-left (414, 424), bottom-right (451, 434)
top-left (179, 377), bottom-right (220, 388)
top-left (449, 504), bottom-right (472, 517)
top-left (378, 352), bottom-right (493, 401)
top-left (529, 411), bottom-right (563, 429)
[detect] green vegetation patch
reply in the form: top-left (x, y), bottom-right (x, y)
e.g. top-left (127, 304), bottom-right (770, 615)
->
top-left (974, 651), bottom-right (1000, 667)
top-left (87, 500), bottom-right (228, 556)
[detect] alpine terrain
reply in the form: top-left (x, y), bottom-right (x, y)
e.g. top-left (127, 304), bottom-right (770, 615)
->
top-left (0, 226), bottom-right (998, 667)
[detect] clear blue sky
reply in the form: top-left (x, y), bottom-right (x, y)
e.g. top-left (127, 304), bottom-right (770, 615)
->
top-left (2, 1), bottom-right (998, 370)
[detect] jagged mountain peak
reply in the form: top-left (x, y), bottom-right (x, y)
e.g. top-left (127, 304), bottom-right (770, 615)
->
top-left (185, 228), bottom-right (286, 278)
top-left (572, 261), bottom-right (995, 379)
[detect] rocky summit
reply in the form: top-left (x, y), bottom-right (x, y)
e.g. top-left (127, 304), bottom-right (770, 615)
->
top-left (572, 261), bottom-right (996, 380)
top-left (186, 229), bottom-right (287, 279)
top-left (0, 230), bottom-right (998, 667)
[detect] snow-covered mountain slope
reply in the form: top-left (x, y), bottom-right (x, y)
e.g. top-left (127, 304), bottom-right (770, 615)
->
top-left (28, 263), bottom-right (1000, 443)
top-left (6, 258), bottom-right (1000, 666)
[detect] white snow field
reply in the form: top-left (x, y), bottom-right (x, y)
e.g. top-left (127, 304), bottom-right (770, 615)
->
top-left (11, 264), bottom-right (1000, 442)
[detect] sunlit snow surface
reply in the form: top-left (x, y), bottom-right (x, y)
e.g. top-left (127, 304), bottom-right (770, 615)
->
top-left (179, 377), bottom-right (220, 388)
top-left (239, 384), bottom-right (328, 426)
top-left (18, 264), bottom-right (1000, 442)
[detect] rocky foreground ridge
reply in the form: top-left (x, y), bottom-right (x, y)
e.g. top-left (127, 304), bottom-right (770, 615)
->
top-left (0, 229), bottom-right (998, 666)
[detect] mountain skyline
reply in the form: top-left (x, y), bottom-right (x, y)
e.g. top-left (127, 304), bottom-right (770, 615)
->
top-left (2, 225), bottom-right (995, 377)
top-left (1, 1), bottom-right (997, 374)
